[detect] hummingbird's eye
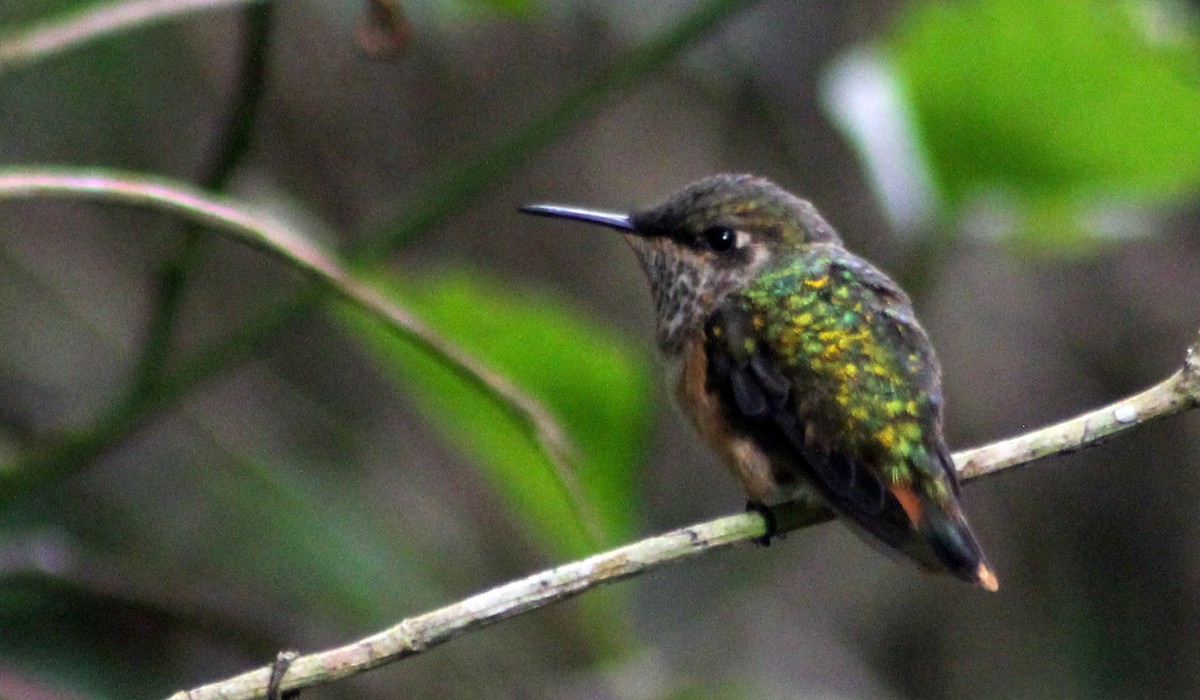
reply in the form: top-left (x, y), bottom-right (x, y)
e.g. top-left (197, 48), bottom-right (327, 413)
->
top-left (702, 225), bottom-right (737, 253)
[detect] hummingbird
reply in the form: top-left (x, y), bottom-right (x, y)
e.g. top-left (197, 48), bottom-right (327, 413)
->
top-left (521, 173), bottom-right (998, 591)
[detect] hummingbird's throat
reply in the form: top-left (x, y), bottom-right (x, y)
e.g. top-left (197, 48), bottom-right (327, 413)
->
top-left (625, 236), bottom-right (750, 357)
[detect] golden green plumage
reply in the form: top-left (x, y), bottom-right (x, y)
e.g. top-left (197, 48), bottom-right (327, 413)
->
top-left (736, 243), bottom-right (950, 500)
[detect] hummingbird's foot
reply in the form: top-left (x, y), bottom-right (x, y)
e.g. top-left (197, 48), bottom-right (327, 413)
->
top-left (267, 650), bottom-right (300, 700)
top-left (745, 500), bottom-right (780, 546)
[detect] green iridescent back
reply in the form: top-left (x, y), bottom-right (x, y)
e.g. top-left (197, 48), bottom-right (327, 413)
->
top-left (733, 242), bottom-right (953, 501)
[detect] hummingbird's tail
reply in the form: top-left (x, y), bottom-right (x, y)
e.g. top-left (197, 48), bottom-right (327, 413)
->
top-left (920, 506), bottom-right (1000, 592)
top-left (890, 477), bottom-right (999, 592)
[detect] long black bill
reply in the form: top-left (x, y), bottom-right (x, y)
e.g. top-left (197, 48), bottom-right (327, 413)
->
top-left (519, 204), bottom-right (635, 232)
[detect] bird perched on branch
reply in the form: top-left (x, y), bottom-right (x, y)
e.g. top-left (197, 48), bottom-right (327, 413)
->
top-left (522, 174), bottom-right (997, 591)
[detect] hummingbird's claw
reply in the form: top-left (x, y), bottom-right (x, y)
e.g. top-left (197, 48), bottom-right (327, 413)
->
top-left (746, 500), bottom-right (781, 547)
top-left (267, 650), bottom-right (300, 700)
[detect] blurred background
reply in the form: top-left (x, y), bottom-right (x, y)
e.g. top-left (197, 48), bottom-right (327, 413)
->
top-left (2, 0), bottom-right (1200, 698)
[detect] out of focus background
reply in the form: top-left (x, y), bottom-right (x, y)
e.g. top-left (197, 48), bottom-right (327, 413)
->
top-left (2, 1), bottom-right (1200, 698)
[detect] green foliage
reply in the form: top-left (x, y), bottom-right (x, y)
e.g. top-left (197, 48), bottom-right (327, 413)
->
top-left (461, 0), bottom-right (537, 18)
top-left (406, 0), bottom-right (538, 21)
top-left (338, 270), bottom-right (651, 558)
top-left (889, 0), bottom-right (1200, 250)
top-left (0, 0), bottom-right (92, 24)
top-left (197, 455), bottom-right (438, 624)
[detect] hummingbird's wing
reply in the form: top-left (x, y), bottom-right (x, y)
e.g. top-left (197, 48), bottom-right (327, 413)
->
top-left (707, 308), bottom-right (886, 509)
top-left (705, 303), bottom-right (897, 526)
top-left (705, 246), bottom-right (995, 587)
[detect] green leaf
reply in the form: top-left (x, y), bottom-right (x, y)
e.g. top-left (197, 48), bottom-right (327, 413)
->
top-left (888, 0), bottom-right (1200, 248)
top-left (336, 270), bottom-right (651, 559)
top-left (459, 0), bottom-right (537, 18)
top-left (399, 0), bottom-right (537, 23)
top-left (196, 454), bottom-right (440, 624)
top-left (0, 0), bottom-right (95, 25)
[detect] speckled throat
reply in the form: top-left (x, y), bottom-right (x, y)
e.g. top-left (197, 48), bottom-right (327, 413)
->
top-left (625, 235), bottom-right (749, 357)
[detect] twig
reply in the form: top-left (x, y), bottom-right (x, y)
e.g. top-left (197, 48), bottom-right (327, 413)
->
top-left (128, 3), bottom-right (275, 403)
top-left (0, 0), bottom-right (270, 74)
top-left (957, 337), bottom-right (1200, 479)
top-left (168, 328), bottom-right (1200, 700)
top-left (0, 166), bottom-right (592, 540)
top-left (361, 0), bottom-right (759, 257)
top-left (0, 0), bottom-right (756, 528)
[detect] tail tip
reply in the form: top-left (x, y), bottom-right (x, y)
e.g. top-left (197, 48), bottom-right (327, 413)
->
top-left (975, 563), bottom-right (1000, 592)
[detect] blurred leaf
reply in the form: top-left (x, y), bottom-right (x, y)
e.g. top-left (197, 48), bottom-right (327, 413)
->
top-left (196, 453), bottom-right (439, 624)
top-left (399, 0), bottom-right (537, 23)
top-left (337, 270), bottom-right (651, 559)
top-left (460, 0), bottom-right (536, 17)
top-left (889, 0), bottom-right (1200, 249)
top-left (0, 574), bottom-right (174, 699)
top-left (0, 0), bottom-right (95, 25)
top-left (0, 167), bottom-right (594, 577)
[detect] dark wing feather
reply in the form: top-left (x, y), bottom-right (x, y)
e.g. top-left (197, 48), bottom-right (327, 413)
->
top-left (704, 306), bottom-right (888, 518)
top-left (729, 365), bottom-right (769, 419)
top-left (807, 447), bottom-right (888, 518)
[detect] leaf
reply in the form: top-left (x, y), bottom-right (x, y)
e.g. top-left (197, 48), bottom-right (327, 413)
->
top-left (388, 0), bottom-right (537, 25)
top-left (0, 167), bottom-right (594, 554)
top-left (887, 0), bottom-right (1200, 249)
top-left (203, 458), bottom-right (442, 624)
top-left (458, 0), bottom-right (537, 18)
top-left (336, 270), bottom-right (651, 559)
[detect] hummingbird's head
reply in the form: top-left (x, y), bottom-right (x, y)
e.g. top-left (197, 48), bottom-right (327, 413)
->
top-left (522, 174), bottom-right (841, 355)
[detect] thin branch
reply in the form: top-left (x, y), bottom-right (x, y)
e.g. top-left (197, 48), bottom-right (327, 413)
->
top-left (128, 3), bottom-right (275, 401)
top-left (360, 0), bottom-right (759, 257)
top-left (168, 328), bottom-right (1200, 700)
top-left (0, 0), bottom-right (754, 523)
top-left (170, 512), bottom-right (762, 700)
top-left (0, 0), bottom-right (271, 74)
top-left (0, 0), bottom-right (754, 534)
top-left (0, 167), bottom-right (590, 538)
top-left (957, 341), bottom-right (1200, 479)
